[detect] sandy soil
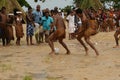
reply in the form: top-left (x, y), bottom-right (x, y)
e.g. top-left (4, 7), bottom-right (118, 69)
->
top-left (0, 24), bottom-right (120, 80)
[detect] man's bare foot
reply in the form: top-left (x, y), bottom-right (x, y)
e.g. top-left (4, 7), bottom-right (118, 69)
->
top-left (27, 43), bottom-right (29, 45)
top-left (113, 45), bottom-right (120, 48)
top-left (66, 51), bottom-right (71, 55)
top-left (30, 43), bottom-right (34, 45)
top-left (96, 52), bottom-right (99, 56)
top-left (49, 51), bottom-right (55, 55)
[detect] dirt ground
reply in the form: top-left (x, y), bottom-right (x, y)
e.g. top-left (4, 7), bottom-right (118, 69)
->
top-left (0, 24), bottom-right (120, 80)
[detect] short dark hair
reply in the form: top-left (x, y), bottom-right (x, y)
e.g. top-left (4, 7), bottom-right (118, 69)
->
top-left (28, 6), bottom-right (32, 11)
top-left (13, 8), bottom-right (19, 15)
top-left (54, 9), bottom-right (58, 14)
top-left (76, 8), bottom-right (82, 14)
top-left (1, 7), bottom-right (6, 11)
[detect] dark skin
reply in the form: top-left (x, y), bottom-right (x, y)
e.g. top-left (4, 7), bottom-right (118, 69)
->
top-left (0, 8), bottom-right (10, 46)
top-left (113, 27), bottom-right (120, 48)
top-left (48, 12), bottom-right (70, 55)
top-left (113, 11), bottom-right (120, 48)
top-left (15, 13), bottom-right (24, 46)
top-left (26, 8), bottom-right (34, 45)
top-left (76, 12), bottom-right (99, 56)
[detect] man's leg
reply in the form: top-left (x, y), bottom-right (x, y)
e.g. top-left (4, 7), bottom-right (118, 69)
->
top-left (45, 30), bottom-right (49, 43)
top-left (58, 38), bottom-right (70, 55)
top-left (2, 38), bottom-right (5, 46)
top-left (48, 33), bottom-right (55, 55)
top-left (30, 36), bottom-right (34, 45)
top-left (26, 36), bottom-right (29, 45)
top-left (35, 33), bottom-right (39, 44)
top-left (113, 30), bottom-right (120, 48)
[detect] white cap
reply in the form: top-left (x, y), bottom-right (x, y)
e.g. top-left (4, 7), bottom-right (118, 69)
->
top-left (8, 13), bottom-right (14, 16)
top-left (58, 9), bottom-right (61, 12)
top-left (16, 11), bottom-right (22, 14)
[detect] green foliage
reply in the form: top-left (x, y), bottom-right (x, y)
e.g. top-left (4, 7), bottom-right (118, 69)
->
top-left (16, 0), bottom-right (120, 9)
top-left (100, 0), bottom-right (120, 9)
top-left (17, 0), bottom-right (30, 7)
top-left (63, 5), bottom-right (72, 13)
top-left (23, 75), bottom-right (32, 80)
top-left (0, 64), bottom-right (13, 72)
top-left (74, 0), bottom-right (103, 10)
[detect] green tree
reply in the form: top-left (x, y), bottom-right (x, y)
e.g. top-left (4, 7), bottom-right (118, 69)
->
top-left (63, 5), bottom-right (72, 13)
top-left (100, 0), bottom-right (120, 9)
top-left (17, 0), bottom-right (31, 7)
top-left (73, 0), bottom-right (103, 10)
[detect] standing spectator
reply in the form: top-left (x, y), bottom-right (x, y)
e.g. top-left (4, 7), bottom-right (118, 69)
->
top-left (41, 11), bottom-right (53, 42)
top-left (0, 7), bottom-right (8, 46)
top-left (26, 7), bottom-right (35, 45)
top-left (61, 10), bottom-right (65, 19)
top-left (66, 10), bottom-right (76, 40)
top-left (113, 10), bottom-right (120, 48)
top-left (14, 9), bottom-right (24, 45)
top-left (32, 5), bottom-right (43, 44)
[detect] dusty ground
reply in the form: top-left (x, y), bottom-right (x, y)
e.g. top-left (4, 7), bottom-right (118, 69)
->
top-left (0, 24), bottom-right (120, 80)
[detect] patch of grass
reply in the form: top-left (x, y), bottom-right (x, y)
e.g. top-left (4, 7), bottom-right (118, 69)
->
top-left (0, 64), bottom-right (13, 72)
top-left (47, 76), bottom-right (63, 80)
top-left (23, 75), bottom-right (32, 80)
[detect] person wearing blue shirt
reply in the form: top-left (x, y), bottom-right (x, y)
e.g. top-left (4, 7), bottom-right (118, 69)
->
top-left (41, 11), bottom-right (53, 42)
top-left (32, 5), bottom-right (43, 44)
top-left (32, 5), bottom-right (43, 24)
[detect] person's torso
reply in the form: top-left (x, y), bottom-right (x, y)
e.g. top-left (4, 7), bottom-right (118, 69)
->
top-left (68, 15), bottom-right (75, 24)
top-left (54, 14), bottom-right (65, 29)
top-left (26, 12), bottom-right (34, 24)
top-left (0, 13), bottom-right (7, 23)
top-left (42, 16), bottom-right (53, 30)
top-left (33, 11), bottom-right (42, 24)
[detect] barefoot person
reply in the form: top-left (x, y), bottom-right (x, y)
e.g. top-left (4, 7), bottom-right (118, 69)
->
top-left (48, 10), bottom-right (70, 55)
top-left (114, 27), bottom-right (120, 48)
top-left (32, 5), bottom-right (43, 44)
top-left (14, 9), bottom-right (24, 45)
top-left (6, 12), bottom-right (15, 45)
top-left (75, 8), bottom-right (99, 56)
top-left (26, 7), bottom-right (35, 45)
top-left (66, 10), bottom-right (76, 40)
top-left (0, 7), bottom-right (9, 46)
top-left (113, 10), bottom-right (120, 48)
top-left (41, 11), bottom-right (53, 42)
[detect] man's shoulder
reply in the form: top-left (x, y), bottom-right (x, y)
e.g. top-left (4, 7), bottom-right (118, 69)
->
top-left (48, 16), bottom-right (53, 19)
top-left (41, 16), bottom-right (46, 20)
top-left (32, 10), bottom-right (37, 14)
top-left (0, 12), bottom-right (3, 15)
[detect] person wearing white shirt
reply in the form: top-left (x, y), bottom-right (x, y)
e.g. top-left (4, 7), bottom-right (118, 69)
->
top-left (66, 10), bottom-right (76, 40)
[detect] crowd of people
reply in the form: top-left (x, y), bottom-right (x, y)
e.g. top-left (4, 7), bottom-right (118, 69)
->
top-left (0, 5), bottom-right (120, 55)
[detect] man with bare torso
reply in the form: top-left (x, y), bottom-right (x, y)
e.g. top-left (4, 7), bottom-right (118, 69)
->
top-left (113, 10), bottom-right (120, 48)
top-left (48, 10), bottom-right (70, 55)
top-left (75, 8), bottom-right (99, 56)
top-left (0, 7), bottom-right (8, 46)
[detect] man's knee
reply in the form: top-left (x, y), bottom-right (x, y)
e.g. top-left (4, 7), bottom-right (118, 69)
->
top-left (114, 32), bottom-right (118, 38)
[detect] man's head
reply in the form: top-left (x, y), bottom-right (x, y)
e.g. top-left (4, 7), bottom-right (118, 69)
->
top-left (36, 5), bottom-right (40, 11)
top-left (45, 11), bottom-right (49, 17)
top-left (76, 8), bottom-right (83, 17)
top-left (1, 7), bottom-right (6, 14)
top-left (28, 6), bottom-right (32, 13)
top-left (53, 9), bottom-right (58, 15)
top-left (70, 10), bottom-right (75, 16)
top-left (54, 6), bottom-right (58, 11)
